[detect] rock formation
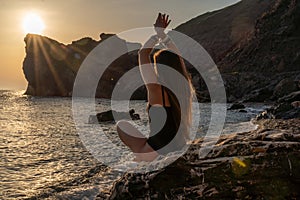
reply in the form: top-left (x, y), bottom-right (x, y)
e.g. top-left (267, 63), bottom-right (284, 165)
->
top-left (88, 109), bottom-right (140, 123)
top-left (176, 0), bottom-right (276, 63)
top-left (23, 33), bottom-right (145, 99)
top-left (257, 91), bottom-right (300, 119)
top-left (99, 119), bottom-right (300, 199)
top-left (176, 0), bottom-right (300, 102)
top-left (219, 0), bottom-right (300, 102)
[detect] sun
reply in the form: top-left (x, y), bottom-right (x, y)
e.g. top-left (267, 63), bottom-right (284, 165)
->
top-left (22, 13), bottom-right (45, 34)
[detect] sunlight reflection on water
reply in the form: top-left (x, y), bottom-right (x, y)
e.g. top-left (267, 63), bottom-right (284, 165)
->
top-left (0, 90), bottom-right (268, 199)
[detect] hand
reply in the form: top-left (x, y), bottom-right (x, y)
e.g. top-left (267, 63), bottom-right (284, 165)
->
top-left (154, 13), bottom-right (171, 38)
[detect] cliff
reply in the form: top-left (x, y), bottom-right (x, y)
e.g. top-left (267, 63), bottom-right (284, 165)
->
top-left (175, 0), bottom-right (276, 63)
top-left (23, 33), bottom-right (145, 99)
top-left (175, 0), bottom-right (300, 102)
top-left (220, 0), bottom-right (300, 73)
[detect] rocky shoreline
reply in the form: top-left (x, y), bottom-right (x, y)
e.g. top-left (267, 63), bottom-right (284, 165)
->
top-left (19, 0), bottom-right (300, 198)
top-left (96, 118), bottom-right (300, 199)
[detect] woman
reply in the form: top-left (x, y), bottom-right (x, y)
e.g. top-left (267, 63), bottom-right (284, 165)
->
top-left (116, 13), bottom-right (194, 161)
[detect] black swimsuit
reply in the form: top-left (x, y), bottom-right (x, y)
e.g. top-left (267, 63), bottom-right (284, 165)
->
top-left (146, 86), bottom-right (185, 155)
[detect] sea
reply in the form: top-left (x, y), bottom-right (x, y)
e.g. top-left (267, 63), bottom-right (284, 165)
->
top-left (0, 90), bottom-right (270, 199)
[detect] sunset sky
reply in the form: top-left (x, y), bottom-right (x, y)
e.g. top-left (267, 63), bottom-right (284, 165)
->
top-left (0, 0), bottom-right (240, 90)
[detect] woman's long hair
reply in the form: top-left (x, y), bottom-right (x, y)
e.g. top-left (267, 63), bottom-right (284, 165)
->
top-left (153, 49), bottom-right (195, 141)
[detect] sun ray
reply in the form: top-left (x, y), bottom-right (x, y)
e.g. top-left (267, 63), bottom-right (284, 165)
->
top-left (30, 36), bottom-right (41, 95)
top-left (42, 38), bottom-right (75, 73)
top-left (36, 37), bottom-right (67, 95)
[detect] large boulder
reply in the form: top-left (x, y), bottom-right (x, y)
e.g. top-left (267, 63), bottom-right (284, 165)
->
top-left (228, 102), bottom-right (245, 110)
top-left (88, 109), bottom-right (140, 123)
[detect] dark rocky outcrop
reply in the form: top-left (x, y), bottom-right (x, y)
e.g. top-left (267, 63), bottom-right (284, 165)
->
top-left (88, 109), bottom-right (140, 123)
top-left (220, 0), bottom-right (300, 73)
top-left (176, 0), bottom-right (300, 103)
top-left (23, 34), bottom-right (80, 96)
top-left (220, 0), bottom-right (300, 102)
top-left (256, 90), bottom-right (300, 119)
top-left (23, 33), bottom-right (145, 99)
top-left (99, 119), bottom-right (300, 199)
top-left (228, 102), bottom-right (245, 110)
top-left (273, 78), bottom-right (299, 99)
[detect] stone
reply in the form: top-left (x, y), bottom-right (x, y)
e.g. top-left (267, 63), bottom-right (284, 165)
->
top-left (88, 109), bottom-right (140, 123)
top-left (257, 91), bottom-right (300, 120)
top-left (228, 103), bottom-right (246, 110)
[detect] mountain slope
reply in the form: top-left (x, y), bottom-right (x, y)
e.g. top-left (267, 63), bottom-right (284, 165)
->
top-left (220, 0), bottom-right (300, 73)
top-left (175, 0), bottom-right (276, 62)
top-left (176, 0), bottom-right (299, 102)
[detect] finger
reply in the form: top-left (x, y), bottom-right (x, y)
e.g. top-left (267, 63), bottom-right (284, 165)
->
top-left (162, 13), bottom-right (166, 20)
top-left (166, 15), bottom-right (169, 23)
top-left (167, 19), bottom-right (171, 26)
top-left (155, 14), bottom-right (160, 24)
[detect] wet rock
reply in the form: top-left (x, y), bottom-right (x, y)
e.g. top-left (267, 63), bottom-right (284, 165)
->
top-left (257, 91), bottom-right (300, 120)
top-left (102, 119), bottom-right (300, 200)
top-left (256, 110), bottom-right (272, 120)
top-left (228, 103), bottom-right (245, 110)
top-left (269, 102), bottom-right (295, 119)
top-left (88, 109), bottom-right (140, 123)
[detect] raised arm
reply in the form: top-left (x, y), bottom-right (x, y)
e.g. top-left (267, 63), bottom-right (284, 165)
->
top-left (138, 35), bottom-right (159, 87)
top-left (138, 13), bottom-right (171, 85)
